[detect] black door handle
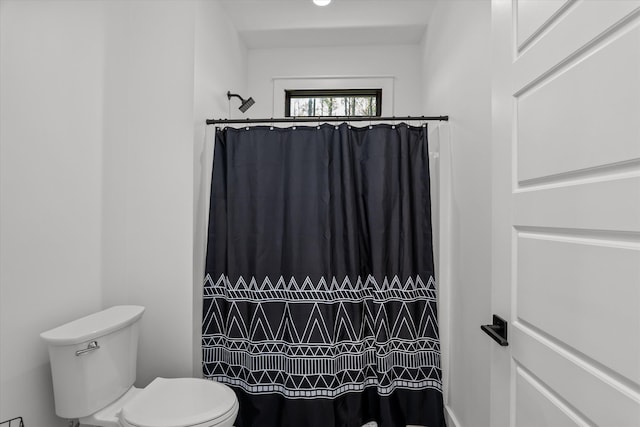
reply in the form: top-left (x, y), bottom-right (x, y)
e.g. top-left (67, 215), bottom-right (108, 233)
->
top-left (481, 315), bottom-right (509, 346)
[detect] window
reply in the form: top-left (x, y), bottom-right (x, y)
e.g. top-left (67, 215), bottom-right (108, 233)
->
top-left (285, 89), bottom-right (382, 117)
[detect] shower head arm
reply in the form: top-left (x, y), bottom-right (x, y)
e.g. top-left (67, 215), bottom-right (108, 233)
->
top-left (227, 91), bottom-right (246, 103)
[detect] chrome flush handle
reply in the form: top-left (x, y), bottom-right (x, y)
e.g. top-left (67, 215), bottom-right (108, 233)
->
top-left (75, 340), bottom-right (100, 356)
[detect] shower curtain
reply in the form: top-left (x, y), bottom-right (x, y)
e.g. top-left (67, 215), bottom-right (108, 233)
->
top-left (203, 123), bottom-right (444, 427)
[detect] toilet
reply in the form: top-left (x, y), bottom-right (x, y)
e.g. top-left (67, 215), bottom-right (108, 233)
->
top-left (41, 306), bottom-right (238, 427)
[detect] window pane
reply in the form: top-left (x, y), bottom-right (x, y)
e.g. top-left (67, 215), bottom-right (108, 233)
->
top-left (290, 96), bottom-right (378, 117)
top-left (286, 90), bottom-right (381, 117)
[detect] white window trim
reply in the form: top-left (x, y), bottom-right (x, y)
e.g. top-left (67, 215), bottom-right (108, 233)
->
top-left (272, 76), bottom-right (395, 118)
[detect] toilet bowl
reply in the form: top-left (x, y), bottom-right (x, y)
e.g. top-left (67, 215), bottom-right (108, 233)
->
top-left (41, 306), bottom-right (238, 427)
top-left (79, 378), bottom-right (238, 427)
top-left (120, 378), bottom-right (238, 427)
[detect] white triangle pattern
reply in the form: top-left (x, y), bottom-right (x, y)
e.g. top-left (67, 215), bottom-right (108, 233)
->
top-left (203, 274), bottom-right (441, 398)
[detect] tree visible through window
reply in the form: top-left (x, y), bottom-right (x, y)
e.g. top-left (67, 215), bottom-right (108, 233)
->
top-left (285, 89), bottom-right (382, 117)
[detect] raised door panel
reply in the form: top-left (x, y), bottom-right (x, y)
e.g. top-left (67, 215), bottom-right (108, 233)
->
top-left (513, 2), bottom-right (640, 91)
top-left (516, 0), bottom-right (572, 51)
top-left (516, 24), bottom-right (640, 183)
top-left (512, 326), bottom-right (640, 427)
top-left (516, 233), bottom-right (640, 384)
top-left (515, 176), bottom-right (640, 232)
top-left (514, 366), bottom-right (586, 427)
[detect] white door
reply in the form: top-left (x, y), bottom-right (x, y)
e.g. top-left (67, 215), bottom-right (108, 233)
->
top-left (491, 1), bottom-right (640, 426)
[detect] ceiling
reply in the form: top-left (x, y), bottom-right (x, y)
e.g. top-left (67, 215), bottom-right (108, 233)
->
top-left (219, 0), bottom-right (438, 49)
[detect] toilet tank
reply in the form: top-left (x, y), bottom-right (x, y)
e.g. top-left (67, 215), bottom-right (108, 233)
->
top-left (41, 306), bottom-right (145, 419)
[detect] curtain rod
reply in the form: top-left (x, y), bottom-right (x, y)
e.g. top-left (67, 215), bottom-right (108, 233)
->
top-left (206, 115), bottom-right (449, 125)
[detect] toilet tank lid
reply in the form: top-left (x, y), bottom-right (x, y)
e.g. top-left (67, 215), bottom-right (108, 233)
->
top-left (41, 305), bottom-right (145, 345)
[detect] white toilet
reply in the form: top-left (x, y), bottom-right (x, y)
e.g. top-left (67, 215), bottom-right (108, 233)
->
top-left (41, 305), bottom-right (238, 427)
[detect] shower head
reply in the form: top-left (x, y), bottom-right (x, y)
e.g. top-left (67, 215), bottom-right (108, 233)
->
top-left (227, 91), bottom-right (255, 113)
top-left (239, 97), bottom-right (255, 113)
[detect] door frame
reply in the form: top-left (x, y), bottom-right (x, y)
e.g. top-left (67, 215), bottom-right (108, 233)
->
top-left (490, 1), bottom-right (514, 426)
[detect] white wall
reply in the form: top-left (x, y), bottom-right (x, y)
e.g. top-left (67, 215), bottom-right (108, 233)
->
top-left (421, 1), bottom-right (493, 427)
top-left (0, 1), bottom-right (106, 425)
top-left (100, 0), bottom-right (197, 387)
top-left (192, 0), bottom-right (248, 377)
top-left (0, 0), bottom-right (247, 423)
top-left (247, 44), bottom-right (423, 118)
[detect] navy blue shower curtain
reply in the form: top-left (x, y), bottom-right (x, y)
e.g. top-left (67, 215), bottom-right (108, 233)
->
top-left (203, 123), bottom-right (445, 427)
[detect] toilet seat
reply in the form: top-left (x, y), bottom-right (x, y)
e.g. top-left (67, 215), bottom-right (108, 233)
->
top-left (120, 378), bottom-right (238, 427)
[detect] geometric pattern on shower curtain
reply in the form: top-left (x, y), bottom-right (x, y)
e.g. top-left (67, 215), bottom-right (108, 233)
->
top-left (202, 273), bottom-right (441, 398)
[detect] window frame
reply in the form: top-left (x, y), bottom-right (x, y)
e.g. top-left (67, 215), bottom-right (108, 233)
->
top-left (284, 89), bottom-right (383, 117)
top-left (272, 77), bottom-right (394, 118)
